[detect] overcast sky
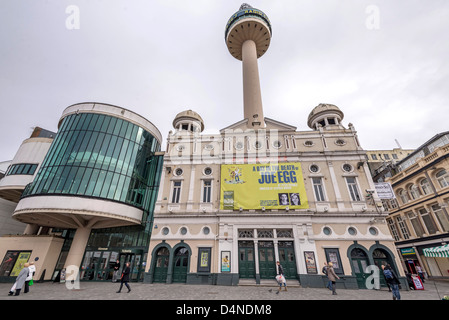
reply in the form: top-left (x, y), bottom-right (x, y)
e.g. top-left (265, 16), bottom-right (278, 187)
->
top-left (1, 0), bottom-right (448, 162)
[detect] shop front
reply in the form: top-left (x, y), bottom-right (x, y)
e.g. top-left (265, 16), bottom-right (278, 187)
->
top-left (80, 248), bottom-right (146, 282)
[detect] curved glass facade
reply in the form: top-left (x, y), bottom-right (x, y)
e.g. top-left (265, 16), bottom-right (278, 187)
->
top-left (22, 112), bottom-right (163, 222)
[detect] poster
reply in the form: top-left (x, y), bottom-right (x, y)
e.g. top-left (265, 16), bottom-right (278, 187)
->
top-left (304, 251), bottom-right (317, 274)
top-left (10, 252), bottom-right (31, 276)
top-left (221, 251), bottom-right (231, 272)
top-left (201, 251), bottom-right (209, 267)
top-left (220, 162), bottom-right (308, 210)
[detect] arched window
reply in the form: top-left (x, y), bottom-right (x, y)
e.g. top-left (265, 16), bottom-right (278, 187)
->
top-left (398, 189), bottom-right (409, 204)
top-left (420, 178), bottom-right (432, 195)
top-left (436, 170), bottom-right (449, 188)
top-left (408, 184), bottom-right (421, 200)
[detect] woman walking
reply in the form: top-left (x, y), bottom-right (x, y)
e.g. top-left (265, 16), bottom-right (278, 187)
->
top-left (116, 261), bottom-right (131, 293)
top-left (8, 263), bottom-right (30, 296)
top-left (327, 262), bottom-right (340, 295)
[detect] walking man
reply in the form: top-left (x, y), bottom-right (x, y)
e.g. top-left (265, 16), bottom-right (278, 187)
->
top-left (382, 264), bottom-right (401, 300)
top-left (116, 261), bottom-right (131, 293)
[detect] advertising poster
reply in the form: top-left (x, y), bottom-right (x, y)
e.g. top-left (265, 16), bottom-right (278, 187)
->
top-left (10, 252), bottom-right (31, 276)
top-left (221, 251), bottom-right (231, 272)
top-left (220, 162), bottom-right (308, 210)
top-left (304, 251), bottom-right (318, 274)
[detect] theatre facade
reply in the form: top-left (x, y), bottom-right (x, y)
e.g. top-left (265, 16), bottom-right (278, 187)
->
top-left (143, 106), bottom-right (405, 289)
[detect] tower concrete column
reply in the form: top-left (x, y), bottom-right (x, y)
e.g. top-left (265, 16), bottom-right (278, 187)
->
top-left (242, 40), bottom-right (265, 127)
top-left (64, 226), bottom-right (91, 270)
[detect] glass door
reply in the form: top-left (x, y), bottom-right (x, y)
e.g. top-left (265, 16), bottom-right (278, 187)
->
top-left (258, 241), bottom-right (276, 279)
top-left (238, 241), bottom-right (255, 279)
top-left (278, 242), bottom-right (297, 279)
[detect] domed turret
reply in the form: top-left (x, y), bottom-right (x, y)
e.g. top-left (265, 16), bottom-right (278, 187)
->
top-left (173, 109), bottom-right (204, 133)
top-left (307, 103), bottom-right (344, 130)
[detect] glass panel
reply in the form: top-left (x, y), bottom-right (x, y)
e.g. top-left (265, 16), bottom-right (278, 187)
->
top-left (352, 260), bottom-right (360, 273)
top-left (247, 249), bottom-right (254, 261)
top-left (267, 249), bottom-right (274, 261)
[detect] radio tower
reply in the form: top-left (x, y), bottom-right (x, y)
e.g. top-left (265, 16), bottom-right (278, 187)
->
top-left (225, 4), bottom-right (272, 128)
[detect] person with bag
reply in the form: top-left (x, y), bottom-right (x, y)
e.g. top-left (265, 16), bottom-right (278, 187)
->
top-left (327, 262), bottom-right (340, 295)
top-left (382, 264), bottom-right (401, 300)
top-left (275, 261), bottom-right (287, 293)
top-left (24, 261), bottom-right (36, 293)
top-left (8, 263), bottom-right (30, 296)
top-left (116, 261), bottom-right (131, 293)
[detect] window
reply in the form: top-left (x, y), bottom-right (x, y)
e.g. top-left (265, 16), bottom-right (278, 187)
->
top-left (392, 154), bottom-right (398, 159)
top-left (369, 227), bottom-right (378, 235)
top-left (436, 170), bottom-right (449, 188)
top-left (398, 189), bottom-right (409, 204)
top-left (418, 208), bottom-right (438, 234)
top-left (312, 177), bottom-right (326, 202)
top-left (343, 164), bottom-right (352, 172)
top-left (383, 154), bottom-right (390, 160)
top-left (171, 181), bottom-right (181, 203)
top-left (371, 154), bottom-right (378, 160)
top-left (396, 215), bottom-right (410, 240)
top-left (409, 184), bottom-right (421, 200)
top-left (346, 177), bottom-right (361, 201)
top-left (407, 211), bottom-right (425, 237)
top-left (202, 180), bottom-right (212, 203)
top-left (420, 179), bottom-right (432, 195)
top-left (387, 218), bottom-right (400, 241)
top-left (5, 163), bottom-right (38, 176)
top-left (348, 227), bottom-right (357, 235)
top-left (310, 164), bottom-right (319, 173)
top-left (323, 227), bottom-right (332, 235)
top-left (431, 204), bottom-right (449, 232)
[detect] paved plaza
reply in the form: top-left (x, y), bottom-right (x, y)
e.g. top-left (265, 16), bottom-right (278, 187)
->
top-left (1, 279), bottom-right (448, 301)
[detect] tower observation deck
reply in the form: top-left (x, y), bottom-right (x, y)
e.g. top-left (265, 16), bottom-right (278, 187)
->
top-left (225, 4), bottom-right (272, 128)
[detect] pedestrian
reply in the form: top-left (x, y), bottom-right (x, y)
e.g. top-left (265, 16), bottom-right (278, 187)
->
top-left (322, 262), bottom-right (332, 290)
top-left (382, 264), bottom-right (401, 300)
top-left (112, 259), bottom-right (120, 283)
top-left (24, 261), bottom-right (36, 293)
top-left (327, 262), bottom-right (340, 295)
top-left (8, 263), bottom-right (30, 296)
top-left (416, 265), bottom-right (425, 283)
top-left (276, 261), bottom-right (287, 293)
top-left (116, 261), bottom-right (131, 293)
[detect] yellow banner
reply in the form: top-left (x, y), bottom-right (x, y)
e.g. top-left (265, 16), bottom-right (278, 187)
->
top-left (220, 162), bottom-right (308, 210)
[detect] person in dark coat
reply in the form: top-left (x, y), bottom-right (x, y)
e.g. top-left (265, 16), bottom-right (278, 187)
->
top-left (382, 264), bottom-right (401, 300)
top-left (112, 259), bottom-right (120, 283)
top-left (116, 262), bottom-right (131, 293)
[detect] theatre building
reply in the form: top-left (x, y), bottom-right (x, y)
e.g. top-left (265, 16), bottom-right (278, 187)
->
top-left (144, 4), bottom-right (405, 288)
